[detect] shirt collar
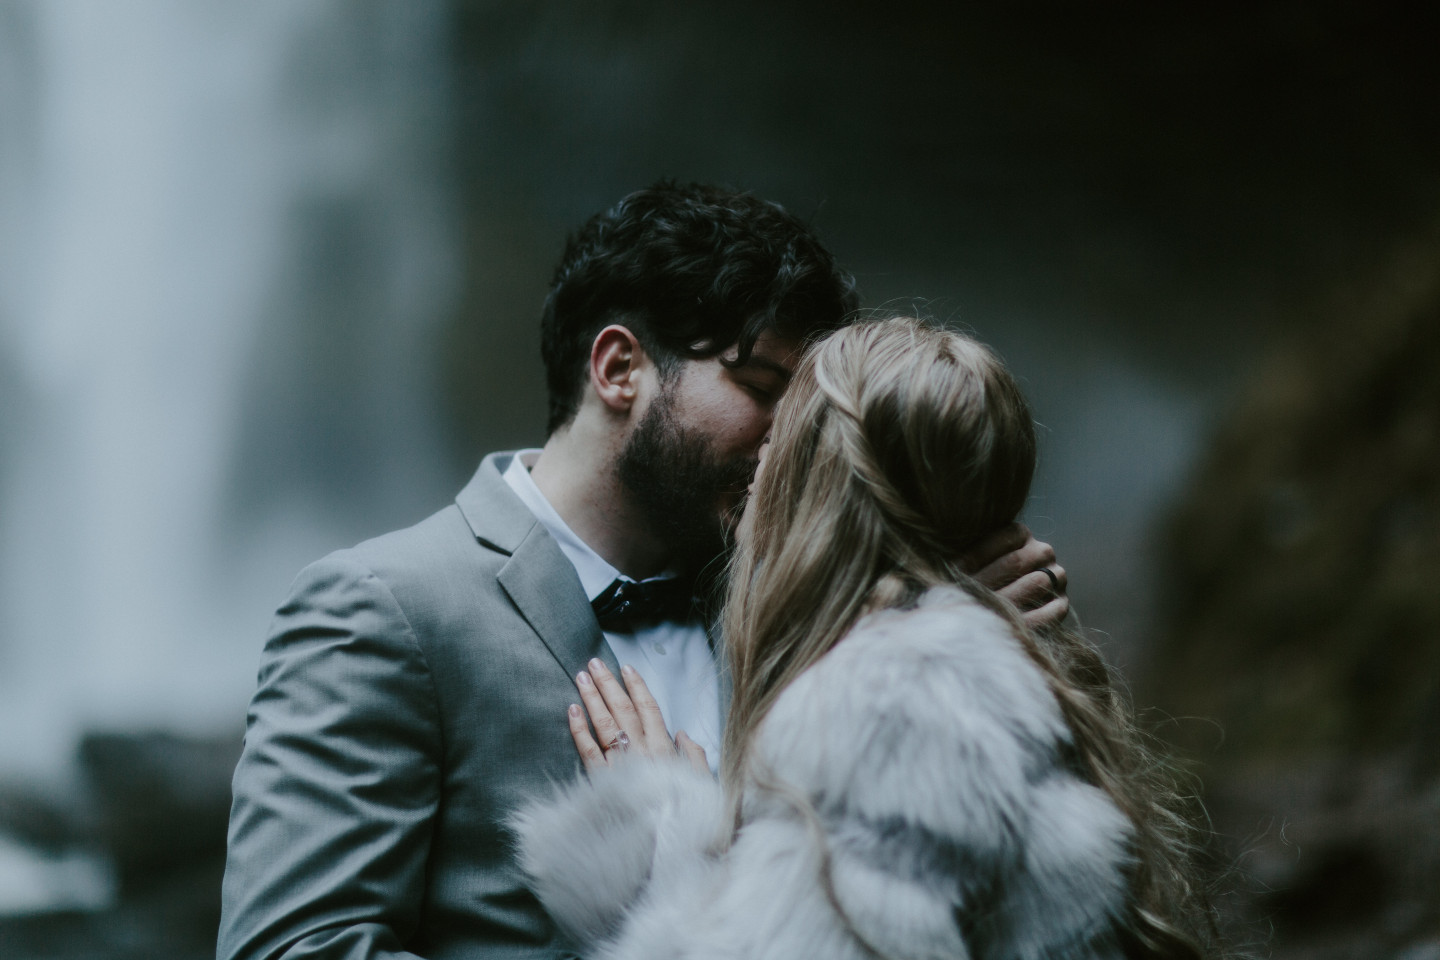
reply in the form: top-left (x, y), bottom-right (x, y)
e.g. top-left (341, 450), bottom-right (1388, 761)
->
top-left (501, 449), bottom-right (622, 602)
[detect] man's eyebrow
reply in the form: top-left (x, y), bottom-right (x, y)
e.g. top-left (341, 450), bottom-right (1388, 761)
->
top-left (738, 355), bottom-right (793, 381)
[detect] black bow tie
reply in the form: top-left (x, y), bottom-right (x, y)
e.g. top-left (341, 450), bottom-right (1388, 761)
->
top-left (591, 577), bottom-right (698, 632)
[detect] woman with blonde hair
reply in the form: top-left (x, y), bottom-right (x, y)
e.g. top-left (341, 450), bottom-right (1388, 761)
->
top-left (514, 317), bottom-right (1217, 959)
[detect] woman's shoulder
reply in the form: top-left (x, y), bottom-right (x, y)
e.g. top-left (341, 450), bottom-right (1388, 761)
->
top-left (747, 587), bottom-right (1133, 955)
top-left (749, 588), bottom-right (1079, 827)
top-left (769, 586), bottom-right (1067, 749)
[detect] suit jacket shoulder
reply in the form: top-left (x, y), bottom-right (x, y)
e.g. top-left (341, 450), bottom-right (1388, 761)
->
top-left (221, 452), bottom-right (610, 960)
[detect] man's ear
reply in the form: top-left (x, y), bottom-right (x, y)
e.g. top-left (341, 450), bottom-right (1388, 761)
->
top-left (589, 325), bottom-right (647, 414)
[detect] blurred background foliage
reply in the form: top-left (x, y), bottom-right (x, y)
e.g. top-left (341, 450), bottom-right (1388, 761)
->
top-left (1150, 246), bottom-right (1440, 957)
top-left (0, 1), bottom-right (1436, 957)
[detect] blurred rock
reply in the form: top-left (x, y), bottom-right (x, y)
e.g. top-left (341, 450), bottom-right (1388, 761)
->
top-left (0, 781), bottom-right (81, 854)
top-left (1146, 241), bottom-right (1440, 957)
top-left (0, 729), bottom-right (238, 957)
top-left (0, 834), bottom-right (113, 916)
top-left (78, 731), bottom-right (239, 897)
top-left (0, 774), bottom-right (111, 921)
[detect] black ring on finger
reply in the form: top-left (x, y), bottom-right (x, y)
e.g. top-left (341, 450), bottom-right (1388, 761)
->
top-left (1038, 566), bottom-right (1061, 595)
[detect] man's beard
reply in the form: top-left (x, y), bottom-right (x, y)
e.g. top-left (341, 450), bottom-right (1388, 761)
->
top-left (615, 388), bottom-right (757, 585)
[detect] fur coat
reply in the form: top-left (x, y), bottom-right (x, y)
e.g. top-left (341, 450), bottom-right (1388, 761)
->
top-left (511, 587), bottom-right (1134, 960)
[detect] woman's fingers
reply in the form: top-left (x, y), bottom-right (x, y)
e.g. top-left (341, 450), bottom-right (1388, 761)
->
top-left (675, 730), bottom-right (709, 774)
top-left (568, 703), bottom-right (608, 772)
top-left (575, 669), bottom-right (624, 751)
top-left (1001, 564), bottom-right (1069, 613)
top-left (968, 526), bottom-right (1059, 594)
top-left (576, 659), bottom-right (684, 762)
top-left (586, 658), bottom-right (645, 743)
top-left (618, 665), bottom-right (671, 752)
top-left (1021, 592), bottom-right (1071, 632)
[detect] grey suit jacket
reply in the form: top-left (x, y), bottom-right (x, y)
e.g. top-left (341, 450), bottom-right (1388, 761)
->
top-left (218, 452), bottom-right (633, 960)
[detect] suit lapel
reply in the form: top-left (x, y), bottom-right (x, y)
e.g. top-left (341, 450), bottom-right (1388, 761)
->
top-left (497, 523), bottom-right (621, 682)
top-left (457, 452), bottom-right (621, 681)
top-left (455, 452), bottom-right (535, 554)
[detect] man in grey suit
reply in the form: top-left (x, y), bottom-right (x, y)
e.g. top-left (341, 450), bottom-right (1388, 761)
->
top-left (217, 182), bottom-right (1069, 960)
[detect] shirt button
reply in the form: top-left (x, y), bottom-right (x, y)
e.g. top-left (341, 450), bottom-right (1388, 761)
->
top-left (653, 642), bottom-right (667, 655)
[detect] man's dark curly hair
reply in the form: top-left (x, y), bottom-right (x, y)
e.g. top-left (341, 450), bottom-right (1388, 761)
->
top-left (540, 181), bottom-right (860, 434)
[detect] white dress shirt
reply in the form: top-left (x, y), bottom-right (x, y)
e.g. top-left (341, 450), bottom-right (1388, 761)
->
top-left (503, 450), bottom-right (721, 769)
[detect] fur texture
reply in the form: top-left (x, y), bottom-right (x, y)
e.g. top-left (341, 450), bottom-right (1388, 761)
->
top-left (513, 588), bottom-right (1132, 959)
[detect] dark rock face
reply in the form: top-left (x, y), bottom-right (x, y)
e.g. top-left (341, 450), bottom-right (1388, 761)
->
top-left (0, 731), bottom-right (239, 960)
top-left (1146, 250), bottom-right (1440, 958)
top-left (77, 731), bottom-right (239, 898)
top-left (0, 781), bottom-right (78, 854)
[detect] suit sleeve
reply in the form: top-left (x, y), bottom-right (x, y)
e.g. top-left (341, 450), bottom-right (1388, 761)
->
top-left (217, 552), bottom-right (443, 960)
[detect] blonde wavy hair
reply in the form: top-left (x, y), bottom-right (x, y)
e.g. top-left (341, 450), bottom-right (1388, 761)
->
top-left (721, 317), bottom-right (1218, 959)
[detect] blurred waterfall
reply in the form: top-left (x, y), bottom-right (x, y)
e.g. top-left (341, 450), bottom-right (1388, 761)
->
top-left (0, 0), bottom-right (458, 786)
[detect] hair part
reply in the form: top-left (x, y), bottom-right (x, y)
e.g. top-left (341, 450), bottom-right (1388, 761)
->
top-left (539, 180), bottom-right (859, 435)
top-left (721, 316), bottom-right (1221, 959)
